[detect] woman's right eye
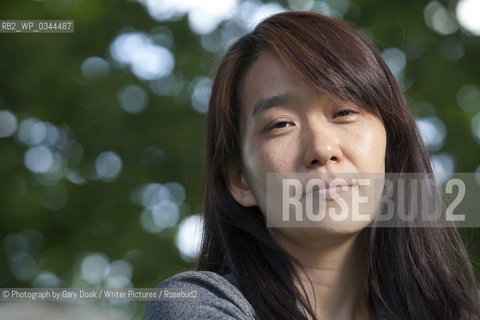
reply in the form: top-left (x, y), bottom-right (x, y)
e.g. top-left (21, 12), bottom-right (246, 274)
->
top-left (267, 121), bottom-right (292, 130)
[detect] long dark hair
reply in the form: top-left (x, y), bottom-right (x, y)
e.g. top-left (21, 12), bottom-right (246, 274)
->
top-left (197, 11), bottom-right (479, 319)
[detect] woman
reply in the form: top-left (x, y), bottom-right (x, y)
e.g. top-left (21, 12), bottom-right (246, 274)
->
top-left (144, 11), bottom-right (480, 320)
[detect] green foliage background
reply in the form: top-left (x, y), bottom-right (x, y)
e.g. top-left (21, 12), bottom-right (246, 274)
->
top-left (0, 0), bottom-right (479, 318)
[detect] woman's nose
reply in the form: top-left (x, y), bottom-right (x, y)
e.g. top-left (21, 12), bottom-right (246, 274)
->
top-left (302, 124), bottom-right (343, 169)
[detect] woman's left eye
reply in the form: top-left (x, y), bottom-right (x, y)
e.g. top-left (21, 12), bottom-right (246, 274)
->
top-left (334, 109), bottom-right (358, 118)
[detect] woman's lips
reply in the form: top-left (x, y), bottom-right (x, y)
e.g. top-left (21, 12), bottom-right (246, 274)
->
top-left (304, 184), bottom-right (352, 200)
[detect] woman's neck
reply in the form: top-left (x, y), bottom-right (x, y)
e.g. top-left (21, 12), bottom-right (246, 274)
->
top-left (274, 229), bottom-right (374, 320)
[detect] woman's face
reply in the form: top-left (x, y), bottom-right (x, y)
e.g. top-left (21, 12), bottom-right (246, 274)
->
top-left (227, 50), bottom-right (387, 232)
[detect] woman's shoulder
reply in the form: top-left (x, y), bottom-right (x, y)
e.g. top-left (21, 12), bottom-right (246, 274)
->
top-left (142, 271), bottom-right (257, 320)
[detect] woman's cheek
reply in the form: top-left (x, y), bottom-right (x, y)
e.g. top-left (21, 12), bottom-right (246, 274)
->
top-left (260, 142), bottom-right (294, 172)
top-left (349, 122), bottom-right (386, 171)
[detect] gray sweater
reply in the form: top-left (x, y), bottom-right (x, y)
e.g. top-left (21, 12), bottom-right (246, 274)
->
top-left (142, 271), bottom-right (387, 319)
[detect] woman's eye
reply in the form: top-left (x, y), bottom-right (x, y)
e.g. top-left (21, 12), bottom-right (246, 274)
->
top-left (268, 121), bottom-right (292, 130)
top-left (334, 109), bottom-right (358, 118)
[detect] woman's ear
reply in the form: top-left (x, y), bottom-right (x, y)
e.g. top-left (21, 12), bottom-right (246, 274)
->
top-left (225, 164), bottom-right (257, 207)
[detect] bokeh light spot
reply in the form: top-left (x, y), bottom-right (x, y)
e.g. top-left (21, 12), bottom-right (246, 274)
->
top-left (95, 151), bottom-right (122, 181)
top-left (149, 73), bottom-right (184, 96)
top-left (457, 84), bottom-right (480, 112)
top-left (24, 146), bottom-right (54, 173)
top-left (140, 210), bottom-right (163, 233)
top-left (105, 260), bottom-right (133, 288)
top-left (175, 214), bottom-right (203, 262)
top-left (238, 1), bottom-right (285, 30)
top-left (456, 0), bottom-right (480, 35)
top-left (17, 118), bottom-right (47, 146)
top-left (117, 84), bottom-right (149, 114)
top-left (150, 26), bottom-right (174, 49)
top-left (416, 117), bottom-right (447, 152)
top-left (439, 37), bottom-right (464, 61)
top-left (8, 252), bottom-right (37, 281)
top-left (288, 0), bottom-right (314, 11)
top-left (431, 153), bottom-right (455, 183)
top-left (140, 146), bottom-right (165, 166)
top-left (191, 77), bottom-right (212, 114)
top-left (188, 0), bottom-right (238, 35)
top-left (81, 56), bottom-right (110, 81)
top-left (3, 233), bottom-right (29, 258)
top-left (32, 271), bottom-right (62, 288)
top-left (152, 200), bottom-right (179, 228)
top-left (0, 110), bottom-right (18, 138)
top-left (140, 183), bottom-right (172, 209)
top-left (424, 1), bottom-right (459, 35)
top-left (164, 182), bottom-right (186, 205)
top-left (141, 0), bottom-right (238, 35)
top-left (81, 253), bottom-right (109, 284)
top-left (382, 48), bottom-right (407, 78)
top-left (110, 32), bottom-right (174, 80)
top-left (471, 112), bottom-right (480, 143)
top-left (475, 165), bottom-right (480, 185)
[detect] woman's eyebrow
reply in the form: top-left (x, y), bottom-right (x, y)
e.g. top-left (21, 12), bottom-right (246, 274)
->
top-left (250, 91), bottom-right (296, 119)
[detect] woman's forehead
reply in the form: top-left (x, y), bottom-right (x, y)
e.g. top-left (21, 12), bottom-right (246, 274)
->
top-left (236, 50), bottom-right (382, 128)
top-left (238, 51), bottom-right (311, 113)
